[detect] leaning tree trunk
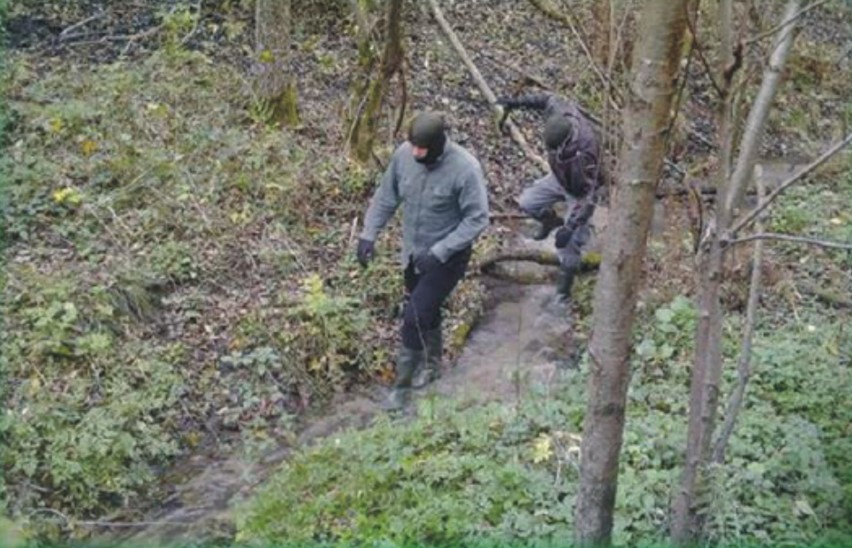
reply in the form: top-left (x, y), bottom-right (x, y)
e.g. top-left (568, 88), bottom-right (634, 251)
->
top-left (574, 1), bottom-right (691, 545)
top-left (255, 0), bottom-right (299, 126)
top-left (349, 0), bottom-right (404, 163)
top-left (671, 0), bottom-right (802, 542)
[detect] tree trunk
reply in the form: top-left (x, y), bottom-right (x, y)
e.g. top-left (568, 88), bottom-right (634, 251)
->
top-left (574, 1), bottom-right (690, 545)
top-left (725, 0), bottom-right (801, 212)
top-left (349, 0), bottom-right (403, 163)
top-left (255, 0), bottom-right (299, 126)
top-left (671, 1), bottom-right (802, 542)
top-left (712, 167), bottom-right (766, 465)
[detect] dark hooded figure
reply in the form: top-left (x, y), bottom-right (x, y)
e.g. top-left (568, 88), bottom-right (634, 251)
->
top-left (356, 112), bottom-right (490, 411)
top-left (497, 93), bottom-right (602, 307)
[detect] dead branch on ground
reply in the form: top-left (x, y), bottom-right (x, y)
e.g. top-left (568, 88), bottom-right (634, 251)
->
top-left (727, 233), bottom-right (852, 251)
top-left (427, 0), bottom-right (548, 172)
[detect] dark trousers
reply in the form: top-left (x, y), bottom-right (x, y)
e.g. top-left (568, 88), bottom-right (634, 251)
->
top-left (401, 247), bottom-right (472, 350)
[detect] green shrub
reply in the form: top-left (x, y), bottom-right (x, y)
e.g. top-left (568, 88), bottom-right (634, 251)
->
top-left (0, 269), bottom-right (184, 515)
top-left (238, 296), bottom-right (851, 546)
top-left (236, 398), bottom-right (580, 546)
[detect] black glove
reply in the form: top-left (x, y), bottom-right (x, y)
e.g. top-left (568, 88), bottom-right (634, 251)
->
top-left (496, 97), bottom-right (516, 132)
top-left (414, 251), bottom-right (441, 274)
top-left (356, 238), bottom-right (375, 267)
top-left (554, 226), bottom-right (574, 249)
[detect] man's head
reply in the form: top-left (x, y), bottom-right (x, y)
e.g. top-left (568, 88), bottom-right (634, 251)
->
top-left (409, 112), bottom-right (447, 164)
top-left (543, 114), bottom-right (574, 151)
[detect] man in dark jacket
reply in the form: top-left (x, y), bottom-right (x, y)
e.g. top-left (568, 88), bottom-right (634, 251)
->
top-left (356, 112), bottom-right (490, 410)
top-left (497, 93), bottom-right (601, 305)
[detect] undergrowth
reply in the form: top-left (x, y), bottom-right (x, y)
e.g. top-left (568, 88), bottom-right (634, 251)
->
top-left (0, 42), bottom-right (485, 525)
top-left (238, 294), bottom-right (851, 546)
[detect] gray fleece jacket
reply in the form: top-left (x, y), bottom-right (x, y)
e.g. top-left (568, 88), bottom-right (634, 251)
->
top-left (360, 140), bottom-right (490, 266)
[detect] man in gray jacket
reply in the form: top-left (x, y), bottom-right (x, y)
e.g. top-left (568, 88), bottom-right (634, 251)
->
top-left (356, 112), bottom-right (490, 410)
top-left (497, 92), bottom-right (602, 306)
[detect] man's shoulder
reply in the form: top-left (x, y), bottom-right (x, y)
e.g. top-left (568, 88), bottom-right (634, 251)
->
top-left (446, 142), bottom-right (482, 173)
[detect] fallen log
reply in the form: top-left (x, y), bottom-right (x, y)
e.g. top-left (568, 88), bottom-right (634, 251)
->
top-left (475, 249), bottom-right (602, 273)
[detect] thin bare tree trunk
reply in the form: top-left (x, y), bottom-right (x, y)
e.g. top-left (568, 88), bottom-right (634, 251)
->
top-left (672, 1), bottom-right (737, 538)
top-left (725, 0), bottom-right (802, 211)
top-left (671, 1), bottom-right (802, 542)
top-left (712, 168), bottom-right (766, 464)
top-left (255, 0), bottom-right (298, 125)
top-left (717, 0), bottom-right (736, 180)
top-left (574, 1), bottom-right (690, 544)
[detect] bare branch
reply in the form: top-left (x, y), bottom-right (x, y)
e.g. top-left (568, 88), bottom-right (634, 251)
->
top-left (664, 4), bottom-right (699, 161)
top-left (59, 12), bottom-right (106, 41)
top-left (727, 232), bottom-right (852, 250)
top-left (63, 25), bottom-right (162, 47)
top-left (744, 0), bottom-right (830, 45)
top-left (712, 168), bottom-right (765, 465)
top-left (685, 11), bottom-right (725, 99)
top-left (718, 0), bottom-right (735, 80)
top-left (609, 0), bottom-right (634, 69)
top-left (427, 0), bottom-right (549, 172)
top-left (481, 51), bottom-right (553, 90)
top-left (729, 132), bottom-right (852, 235)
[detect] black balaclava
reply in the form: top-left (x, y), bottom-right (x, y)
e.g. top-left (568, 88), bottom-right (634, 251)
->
top-left (409, 112), bottom-right (447, 164)
top-left (543, 114), bottom-right (574, 151)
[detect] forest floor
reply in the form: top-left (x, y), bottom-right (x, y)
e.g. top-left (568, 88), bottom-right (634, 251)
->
top-left (2, 0), bottom-right (851, 545)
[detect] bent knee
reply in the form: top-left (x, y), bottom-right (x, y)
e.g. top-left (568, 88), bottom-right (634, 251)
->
top-left (518, 188), bottom-right (543, 216)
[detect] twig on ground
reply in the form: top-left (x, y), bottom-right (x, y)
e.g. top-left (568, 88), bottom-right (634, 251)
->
top-left (477, 250), bottom-right (561, 271)
top-left (181, 0), bottom-right (204, 45)
top-left (489, 212), bottom-right (530, 221)
top-left (64, 23), bottom-right (163, 49)
top-left (798, 280), bottom-right (852, 308)
top-left (481, 51), bottom-right (552, 90)
top-left (59, 12), bottom-right (107, 41)
top-left (348, 216), bottom-right (359, 248)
